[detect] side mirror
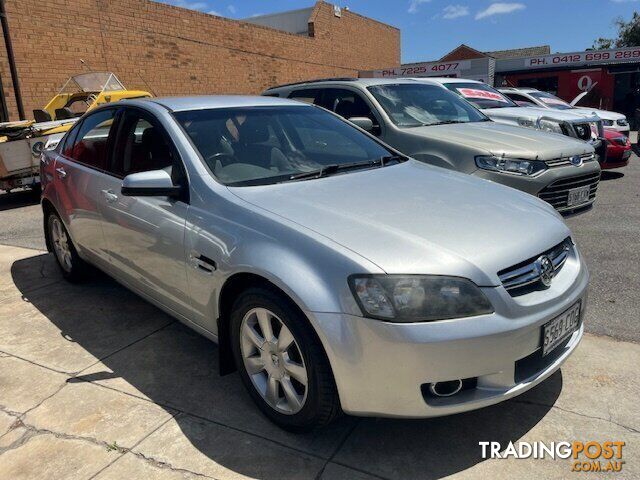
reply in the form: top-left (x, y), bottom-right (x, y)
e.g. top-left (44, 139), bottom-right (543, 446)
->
top-left (121, 169), bottom-right (181, 197)
top-left (348, 116), bottom-right (374, 132)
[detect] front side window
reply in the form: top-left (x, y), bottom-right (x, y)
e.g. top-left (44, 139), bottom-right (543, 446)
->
top-left (174, 106), bottom-right (394, 186)
top-left (368, 83), bottom-right (488, 127)
top-left (318, 89), bottom-right (377, 124)
top-left (528, 91), bottom-right (573, 110)
top-left (444, 82), bottom-right (517, 109)
top-left (112, 111), bottom-right (184, 185)
top-left (288, 89), bottom-right (321, 105)
top-left (66, 109), bottom-right (116, 170)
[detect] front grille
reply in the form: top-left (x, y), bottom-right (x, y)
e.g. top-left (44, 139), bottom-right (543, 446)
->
top-left (498, 238), bottom-right (572, 295)
top-left (538, 171), bottom-right (600, 211)
top-left (545, 153), bottom-right (595, 168)
top-left (617, 119), bottom-right (628, 127)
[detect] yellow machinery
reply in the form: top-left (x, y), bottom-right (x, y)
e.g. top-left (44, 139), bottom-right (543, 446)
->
top-left (0, 72), bottom-right (151, 191)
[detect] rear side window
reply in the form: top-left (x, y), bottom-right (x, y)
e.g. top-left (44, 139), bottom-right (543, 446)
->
top-left (66, 109), bottom-right (116, 170)
top-left (504, 92), bottom-right (537, 107)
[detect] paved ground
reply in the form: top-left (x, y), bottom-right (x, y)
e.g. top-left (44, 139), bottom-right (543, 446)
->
top-left (0, 245), bottom-right (638, 479)
top-left (0, 151), bottom-right (639, 479)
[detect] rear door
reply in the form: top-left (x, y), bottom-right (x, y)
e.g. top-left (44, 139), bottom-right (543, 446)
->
top-left (52, 108), bottom-right (119, 266)
top-left (100, 107), bottom-right (192, 318)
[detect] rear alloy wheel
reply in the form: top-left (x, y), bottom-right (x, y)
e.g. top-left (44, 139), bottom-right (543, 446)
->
top-left (47, 212), bottom-right (89, 282)
top-left (230, 287), bottom-right (340, 431)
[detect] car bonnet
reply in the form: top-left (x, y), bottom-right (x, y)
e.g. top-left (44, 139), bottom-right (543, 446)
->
top-left (228, 161), bottom-right (570, 286)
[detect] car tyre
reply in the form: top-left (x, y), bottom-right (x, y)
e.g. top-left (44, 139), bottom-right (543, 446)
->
top-left (230, 286), bottom-right (341, 432)
top-left (47, 211), bottom-right (89, 283)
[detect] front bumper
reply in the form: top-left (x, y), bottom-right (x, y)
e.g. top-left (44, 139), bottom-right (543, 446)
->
top-left (472, 159), bottom-right (601, 212)
top-left (306, 250), bottom-right (588, 418)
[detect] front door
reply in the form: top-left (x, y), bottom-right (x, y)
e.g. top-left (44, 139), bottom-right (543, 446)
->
top-left (100, 108), bottom-right (192, 318)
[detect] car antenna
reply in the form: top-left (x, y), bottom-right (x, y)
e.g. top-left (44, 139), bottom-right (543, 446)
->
top-left (134, 71), bottom-right (158, 97)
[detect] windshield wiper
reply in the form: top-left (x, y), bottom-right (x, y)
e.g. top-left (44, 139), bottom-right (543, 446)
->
top-left (288, 155), bottom-right (405, 181)
top-left (432, 120), bottom-right (466, 125)
top-left (289, 164), bottom-right (340, 181)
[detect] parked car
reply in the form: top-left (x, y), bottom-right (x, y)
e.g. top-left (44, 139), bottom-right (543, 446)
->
top-left (602, 130), bottom-right (632, 169)
top-left (425, 78), bottom-right (607, 161)
top-left (498, 87), bottom-right (630, 135)
top-left (41, 96), bottom-right (588, 431)
top-left (265, 78), bottom-right (600, 213)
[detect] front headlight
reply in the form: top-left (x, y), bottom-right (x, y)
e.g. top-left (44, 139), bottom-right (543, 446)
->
top-left (475, 155), bottom-right (547, 176)
top-left (349, 275), bottom-right (493, 322)
top-left (601, 119), bottom-right (614, 127)
top-left (536, 118), bottom-right (564, 134)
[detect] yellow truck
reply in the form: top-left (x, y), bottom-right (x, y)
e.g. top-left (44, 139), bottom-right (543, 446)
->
top-left (0, 72), bottom-right (151, 192)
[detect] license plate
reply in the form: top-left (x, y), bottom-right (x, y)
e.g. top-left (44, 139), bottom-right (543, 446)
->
top-left (542, 302), bottom-right (581, 356)
top-left (567, 186), bottom-right (590, 207)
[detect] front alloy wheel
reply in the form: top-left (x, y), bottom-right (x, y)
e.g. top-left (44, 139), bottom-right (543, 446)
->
top-left (230, 287), bottom-right (340, 431)
top-left (240, 308), bottom-right (308, 414)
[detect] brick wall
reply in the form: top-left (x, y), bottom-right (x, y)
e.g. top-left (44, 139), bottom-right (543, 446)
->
top-left (0, 0), bottom-right (399, 120)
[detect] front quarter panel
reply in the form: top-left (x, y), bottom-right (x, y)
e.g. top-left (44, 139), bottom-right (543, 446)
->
top-left (184, 174), bottom-right (382, 334)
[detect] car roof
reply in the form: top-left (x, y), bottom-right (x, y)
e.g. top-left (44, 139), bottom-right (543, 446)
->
top-left (499, 87), bottom-right (539, 93)
top-left (265, 77), bottom-right (426, 91)
top-left (140, 95), bottom-right (308, 112)
top-left (423, 77), bottom-right (483, 85)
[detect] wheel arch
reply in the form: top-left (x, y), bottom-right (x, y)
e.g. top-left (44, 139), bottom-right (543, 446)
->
top-left (216, 272), bottom-right (335, 383)
top-left (41, 198), bottom-right (56, 253)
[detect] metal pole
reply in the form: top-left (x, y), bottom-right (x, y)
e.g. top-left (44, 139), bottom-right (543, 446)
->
top-left (0, 0), bottom-right (25, 120)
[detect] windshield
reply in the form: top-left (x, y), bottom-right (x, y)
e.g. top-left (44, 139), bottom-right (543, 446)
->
top-left (444, 82), bottom-right (517, 109)
top-left (528, 91), bottom-right (573, 110)
top-left (174, 106), bottom-right (395, 186)
top-left (60, 73), bottom-right (126, 94)
top-left (368, 83), bottom-right (488, 127)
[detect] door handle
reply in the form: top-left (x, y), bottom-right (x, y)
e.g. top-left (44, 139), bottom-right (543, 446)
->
top-left (189, 251), bottom-right (217, 275)
top-left (101, 189), bottom-right (118, 204)
top-left (55, 167), bottom-right (67, 178)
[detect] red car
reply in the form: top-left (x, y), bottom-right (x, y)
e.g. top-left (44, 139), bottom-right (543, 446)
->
top-left (602, 130), bottom-right (631, 169)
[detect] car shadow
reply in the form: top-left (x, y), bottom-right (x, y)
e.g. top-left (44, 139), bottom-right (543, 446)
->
top-left (600, 171), bottom-right (625, 181)
top-left (0, 188), bottom-right (40, 211)
top-left (10, 253), bottom-right (562, 480)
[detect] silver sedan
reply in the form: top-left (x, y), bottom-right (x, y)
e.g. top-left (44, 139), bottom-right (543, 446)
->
top-left (40, 96), bottom-right (587, 431)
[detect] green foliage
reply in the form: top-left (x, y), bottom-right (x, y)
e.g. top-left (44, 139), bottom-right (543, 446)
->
top-left (592, 12), bottom-right (640, 50)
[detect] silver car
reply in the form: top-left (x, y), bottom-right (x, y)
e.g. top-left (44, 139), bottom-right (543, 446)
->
top-left (264, 78), bottom-right (601, 213)
top-left (41, 96), bottom-right (587, 431)
top-left (498, 87), bottom-right (630, 135)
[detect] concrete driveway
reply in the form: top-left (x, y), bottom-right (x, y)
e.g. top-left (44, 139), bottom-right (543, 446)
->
top-left (0, 246), bottom-right (638, 479)
top-left (1, 152), bottom-right (639, 479)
